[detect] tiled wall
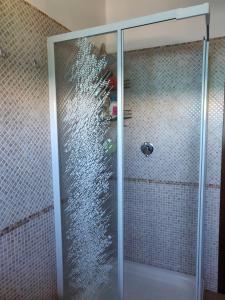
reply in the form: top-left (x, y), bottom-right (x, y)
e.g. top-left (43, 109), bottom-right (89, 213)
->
top-left (123, 39), bottom-right (225, 292)
top-left (0, 209), bottom-right (56, 299)
top-left (0, 0), bottom-right (67, 298)
top-left (0, 0), bottom-right (224, 297)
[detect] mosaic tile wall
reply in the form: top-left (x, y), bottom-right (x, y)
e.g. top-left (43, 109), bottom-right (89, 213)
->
top-left (124, 181), bottom-right (198, 275)
top-left (123, 39), bottom-right (225, 292)
top-left (0, 0), bottom-right (224, 297)
top-left (0, 210), bottom-right (56, 299)
top-left (0, 0), bottom-right (67, 298)
top-left (124, 43), bottom-right (202, 183)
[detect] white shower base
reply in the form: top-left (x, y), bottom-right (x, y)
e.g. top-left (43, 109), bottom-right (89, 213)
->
top-left (124, 260), bottom-right (196, 300)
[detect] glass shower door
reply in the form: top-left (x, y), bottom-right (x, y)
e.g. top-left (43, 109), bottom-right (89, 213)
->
top-left (48, 5), bottom-right (209, 300)
top-left (122, 18), bottom-right (208, 300)
top-left (53, 33), bottom-right (119, 300)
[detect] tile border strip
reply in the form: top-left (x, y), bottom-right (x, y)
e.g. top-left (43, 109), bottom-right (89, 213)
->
top-left (122, 177), bottom-right (220, 189)
top-left (0, 204), bottom-right (54, 237)
top-left (0, 178), bottom-right (219, 237)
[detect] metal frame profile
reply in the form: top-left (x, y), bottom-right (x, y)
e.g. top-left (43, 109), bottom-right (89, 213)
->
top-left (47, 3), bottom-right (210, 300)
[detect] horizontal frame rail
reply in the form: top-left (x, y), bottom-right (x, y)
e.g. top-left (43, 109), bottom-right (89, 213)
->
top-left (48, 3), bottom-right (209, 44)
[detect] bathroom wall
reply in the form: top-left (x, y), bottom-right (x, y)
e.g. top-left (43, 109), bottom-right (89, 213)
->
top-left (123, 38), bottom-right (225, 292)
top-left (0, 0), bottom-right (68, 298)
top-left (0, 0), bottom-right (223, 298)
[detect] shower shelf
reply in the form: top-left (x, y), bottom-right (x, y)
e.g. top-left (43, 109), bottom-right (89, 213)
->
top-left (101, 115), bottom-right (132, 122)
top-left (104, 66), bottom-right (131, 121)
top-left (110, 116), bottom-right (132, 122)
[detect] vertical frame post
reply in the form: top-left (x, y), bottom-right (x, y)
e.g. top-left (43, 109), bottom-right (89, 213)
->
top-left (47, 40), bottom-right (64, 298)
top-left (196, 38), bottom-right (209, 300)
top-left (117, 29), bottom-right (124, 300)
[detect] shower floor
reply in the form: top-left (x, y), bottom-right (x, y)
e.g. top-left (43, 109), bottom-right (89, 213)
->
top-left (124, 260), bottom-right (196, 300)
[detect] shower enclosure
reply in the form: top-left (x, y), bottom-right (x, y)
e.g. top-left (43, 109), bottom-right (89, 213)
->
top-left (47, 3), bottom-right (210, 300)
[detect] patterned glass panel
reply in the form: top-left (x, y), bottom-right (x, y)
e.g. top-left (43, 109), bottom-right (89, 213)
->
top-left (54, 34), bottom-right (118, 300)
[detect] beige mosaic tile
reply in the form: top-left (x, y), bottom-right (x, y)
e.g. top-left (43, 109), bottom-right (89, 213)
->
top-left (0, 0), bottom-right (67, 229)
top-left (0, 0), bottom-right (67, 299)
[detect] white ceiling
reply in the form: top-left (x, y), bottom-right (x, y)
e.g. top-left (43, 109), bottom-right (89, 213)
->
top-left (24, 0), bottom-right (106, 30)
top-left (106, 0), bottom-right (225, 39)
top-left (25, 0), bottom-right (225, 50)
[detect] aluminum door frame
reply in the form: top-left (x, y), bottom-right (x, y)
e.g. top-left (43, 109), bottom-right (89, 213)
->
top-left (47, 3), bottom-right (210, 300)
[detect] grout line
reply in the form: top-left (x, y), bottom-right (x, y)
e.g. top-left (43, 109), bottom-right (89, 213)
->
top-left (0, 204), bottom-right (54, 237)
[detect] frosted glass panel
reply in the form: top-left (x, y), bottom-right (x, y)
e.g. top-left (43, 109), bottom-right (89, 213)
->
top-left (54, 33), bottom-right (118, 300)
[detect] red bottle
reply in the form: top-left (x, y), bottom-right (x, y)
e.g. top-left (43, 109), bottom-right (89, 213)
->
top-left (109, 75), bottom-right (117, 90)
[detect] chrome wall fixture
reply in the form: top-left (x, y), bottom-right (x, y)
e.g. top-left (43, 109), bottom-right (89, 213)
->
top-left (47, 3), bottom-right (210, 300)
top-left (141, 142), bottom-right (154, 157)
